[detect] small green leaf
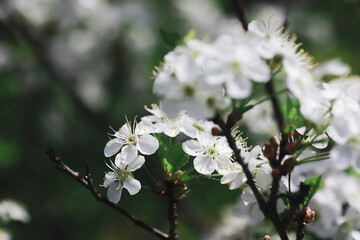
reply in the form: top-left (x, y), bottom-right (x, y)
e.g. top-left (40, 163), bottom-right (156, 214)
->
top-left (285, 97), bottom-right (304, 133)
top-left (346, 167), bottom-right (360, 179)
top-left (183, 29), bottom-right (197, 42)
top-left (302, 175), bottom-right (322, 207)
top-left (166, 143), bottom-right (189, 171)
top-left (154, 133), bottom-right (188, 172)
top-left (159, 28), bottom-right (182, 49)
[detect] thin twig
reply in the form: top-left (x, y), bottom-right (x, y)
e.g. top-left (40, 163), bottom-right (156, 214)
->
top-left (212, 115), bottom-right (265, 207)
top-left (213, 115), bottom-right (289, 240)
top-left (164, 180), bottom-right (179, 240)
top-left (281, 183), bottom-right (310, 228)
top-left (265, 79), bottom-right (285, 132)
top-left (167, 197), bottom-right (178, 240)
top-left (45, 148), bottom-right (169, 240)
top-left (231, 0), bottom-right (248, 30)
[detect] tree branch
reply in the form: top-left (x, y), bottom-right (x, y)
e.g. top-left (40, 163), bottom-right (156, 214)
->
top-left (265, 79), bottom-right (285, 132)
top-left (281, 183), bottom-right (310, 228)
top-left (45, 148), bottom-right (169, 240)
top-left (212, 116), bottom-right (266, 213)
top-left (231, 0), bottom-right (248, 30)
top-left (167, 196), bottom-right (178, 240)
top-left (213, 115), bottom-right (289, 240)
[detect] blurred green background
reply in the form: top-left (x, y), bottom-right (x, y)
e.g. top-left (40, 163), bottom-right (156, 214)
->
top-left (0, 0), bottom-right (359, 239)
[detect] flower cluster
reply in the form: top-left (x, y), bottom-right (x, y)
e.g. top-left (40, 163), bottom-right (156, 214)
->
top-left (153, 19), bottom-right (319, 121)
top-left (100, 15), bottom-right (360, 239)
top-left (103, 118), bottom-right (159, 203)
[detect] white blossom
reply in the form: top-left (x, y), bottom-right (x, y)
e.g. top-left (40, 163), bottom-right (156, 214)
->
top-left (182, 132), bottom-right (232, 175)
top-left (0, 200), bottom-right (30, 223)
top-left (104, 118), bottom-right (159, 163)
top-left (103, 152), bottom-right (145, 203)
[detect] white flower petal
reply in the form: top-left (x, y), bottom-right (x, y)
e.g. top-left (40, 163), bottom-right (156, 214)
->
top-left (255, 168), bottom-right (272, 189)
top-left (104, 138), bottom-right (123, 157)
top-left (182, 140), bottom-right (202, 156)
top-left (331, 145), bottom-right (356, 170)
top-left (194, 155), bottom-right (215, 174)
top-left (127, 156), bottom-right (145, 172)
top-left (137, 134), bottom-right (159, 155)
top-left (103, 172), bottom-right (117, 188)
top-left (225, 76), bottom-right (252, 99)
top-left (107, 182), bottom-right (123, 203)
top-left (119, 145), bottom-right (138, 164)
top-left (251, 203), bottom-right (264, 221)
top-left (229, 175), bottom-right (245, 190)
top-left (124, 177), bottom-right (141, 195)
top-left (221, 172), bottom-right (238, 184)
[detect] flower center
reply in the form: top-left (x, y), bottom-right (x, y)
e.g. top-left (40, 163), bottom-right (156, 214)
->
top-left (229, 60), bottom-right (241, 72)
top-left (183, 84), bottom-right (195, 98)
top-left (117, 170), bottom-right (132, 180)
top-left (128, 134), bottom-right (137, 144)
top-left (206, 147), bottom-right (217, 156)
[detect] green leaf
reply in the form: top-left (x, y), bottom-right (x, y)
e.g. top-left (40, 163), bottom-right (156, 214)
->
top-left (183, 29), bottom-right (197, 42)
top-left (284, 97), bottom-right (304, 133)
top-left (166, 143), bottom-right (189, 171)
top-left (346, 166), bottom-right (360, 179)
top-left (154, 133), bottom-right (189, 172)
top-left (159, 28), bottom-right (182, 49)
top-left (302, 175), bottom-right (322, 207)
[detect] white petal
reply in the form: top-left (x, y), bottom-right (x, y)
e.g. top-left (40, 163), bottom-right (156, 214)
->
top-left (153, 71), bottom-right (181, 97)
top-left (225, 76), bottom-right (252, 99)
top-left (119, 145), bottom-right (138, 164)
top-left (221, 172), bottom-right (238, 184)
top-left (103, 172), bottom-right (117, 188)
top-left (194, 155), bottom-right (215, 174)
top-left (248, 20), bottom-right (268, 37)
top-left (255, 168), bottom-right (272, 189)
top-left (164, 129), bottom-right (180, 137)
top-left (331, 145), bottom-right (356, 170)
top-left (137, 134), bottom-right (159, 155)
top-left (127, 155), bottom-right (145, 172)
top-left (182, 140), bottom-right (202, 156)
top-left (107, 182), bottom-right (123, 203)
top-left (229, 175), bottom-right (245, 190)
top-left (104, 138), bottom-right (123, 157)
top-left (242, 187), bottom-right (256, 203)
top-left (136, 120), bottom-right (156, 135)
top-left (123, 177), bottom-right (141, 195)
top-left (251, 203), bottom-right (264, 221)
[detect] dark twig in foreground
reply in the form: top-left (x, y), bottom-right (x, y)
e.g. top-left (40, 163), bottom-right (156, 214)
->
top-left (265, 80), bottom-right (285, 132)
top-left (45, 148), bottom-right (168, 240)
top-left (231, 0), bottom-right (248, 30)
top-left (213, 115), bottom-right (289, 240)
top-left (166, 181), bottom-right (179, 240)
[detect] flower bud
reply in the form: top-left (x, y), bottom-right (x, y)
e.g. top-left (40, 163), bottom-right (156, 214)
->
top-left (263, 235), bottom-right (271, 240)
top-left (164, 172), bottom-right (172, 181)
top-left (301, 206), bottom-right (315, 223)
top-left (211, 127), bottom-right (223, 136)
top-left (281, 157), bottom-right (297, 175)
